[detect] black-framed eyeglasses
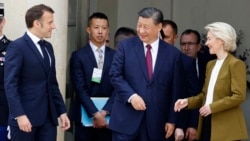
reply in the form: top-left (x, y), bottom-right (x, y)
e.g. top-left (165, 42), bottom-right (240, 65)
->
top-left (180, 42), bottom-right (199, 46)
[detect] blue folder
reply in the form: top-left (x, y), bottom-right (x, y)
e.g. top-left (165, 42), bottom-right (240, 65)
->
top-left (81, 97), bottom-right (110, 127)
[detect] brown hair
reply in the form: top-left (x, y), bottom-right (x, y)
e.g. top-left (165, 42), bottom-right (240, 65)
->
top-left (25, 4), bottom-right (54, 28)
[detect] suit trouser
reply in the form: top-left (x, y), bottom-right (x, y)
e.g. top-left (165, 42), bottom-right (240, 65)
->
top-left (0, 126), bottom-right (9, 141)
top-left (9, 119), bottom-right (56, 141)
top-left (112, 115), bottom-right (154, 141)
top-left (74, 122), bottom-right (112, 141)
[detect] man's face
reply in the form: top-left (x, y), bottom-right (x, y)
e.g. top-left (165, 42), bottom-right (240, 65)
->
top-left (180, 33), bottom-right (201, 58)
top-left (137, 17), bottom-right (162, 44)
top-left (162, 24), bottom-right (178, 45)
top-left (87, 18), bottom-right (109, 47)
top-left (37, 11), bottom-right (56, 39)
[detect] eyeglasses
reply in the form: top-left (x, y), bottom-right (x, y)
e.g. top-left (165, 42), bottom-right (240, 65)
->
top-left (180, 42), bottom-right (199, 46)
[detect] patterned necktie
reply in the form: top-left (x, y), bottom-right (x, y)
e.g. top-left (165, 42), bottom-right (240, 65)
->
top-left (96, 48), bottom-right (103, 69)
top-left (38, 40), bottom-right (50, 72)
top-left (146, 44), bottom-right (152, 80)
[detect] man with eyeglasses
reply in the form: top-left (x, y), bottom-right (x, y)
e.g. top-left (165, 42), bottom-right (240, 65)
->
top-left (180, 29), bottom-right (216, 90)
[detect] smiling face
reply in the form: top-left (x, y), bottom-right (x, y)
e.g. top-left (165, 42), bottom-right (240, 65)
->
top-left (205, 31), bottom-right (225, 55)
top-left (87, 18), bottom-right (109, 47)
top-left (136, 17), bottom-right (162, 44)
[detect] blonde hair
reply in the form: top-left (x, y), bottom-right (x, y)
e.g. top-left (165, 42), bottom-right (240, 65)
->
top-left (205, 22), bottom-right (237, 52)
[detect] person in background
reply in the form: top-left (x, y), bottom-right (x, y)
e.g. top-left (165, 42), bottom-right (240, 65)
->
top-left (4, 4), bottom-right (70, 141)
top-left (109, 7), bottom-right (184, 141)
top-left (70, 12), bottom-right (115, 141)
top-left (114, 27), bottom-right (136, 49)
top-left (174, 22), bottom-right (248, 141)
top-left (0, 10), bottom-right (11, 141)
top-left (161, 19), bottom-right (199, 141)
top-left (161, 19), bottom-right (178, 45)
top-left (180, 29), bottom-right (216, 90)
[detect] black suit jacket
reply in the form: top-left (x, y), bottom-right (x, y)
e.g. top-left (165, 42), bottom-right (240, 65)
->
top-left (0, 35), bottom-right (11, 125)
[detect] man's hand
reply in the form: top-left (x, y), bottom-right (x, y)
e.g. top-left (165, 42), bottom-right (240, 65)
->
top-left (93, 112), bottom-right (108, 128)
top-left (175, 128), bottom-right (184, 141)
top-left (174, 99), bottom-right (188, 112)
top-left (130, 94), bottom-right (146, 111)
top-left (59, 113), bottom-right (71, 131)
top-left (185, 127), bottom-right (197, 141)
top-left (16, 115), bottom-right (32, 133)
top-left (165, 123), bottom-right (175, 139)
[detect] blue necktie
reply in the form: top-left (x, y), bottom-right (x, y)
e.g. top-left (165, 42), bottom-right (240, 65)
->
top-left (38, 40), bottom-right (50, 73)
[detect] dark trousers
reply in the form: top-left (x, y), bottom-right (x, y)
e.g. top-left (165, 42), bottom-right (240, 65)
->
top-left (74, 122), bottom-right (112, 141)
top-left (0, 125), bottom-right (9, 141)
top-left (10, 120), bottom-right (56, 141)
top-left (200, 115), bottom-right (211, 141)
top-left (112, 116), bottom-right (154, 141)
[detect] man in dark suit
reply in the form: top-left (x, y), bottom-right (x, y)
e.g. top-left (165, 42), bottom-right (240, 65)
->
top-left (109, 7), bottom-right (184, 141)
top-left (0, 11), bottom-right (11, 141)
top-left (4, 4), bottom-right (70, 141)
top-left (161, 20), bottom-right (200, 141)
top-left (180, 29), bottom-right (216, 91)
top-left (70, 12), bottom-right (115, 141)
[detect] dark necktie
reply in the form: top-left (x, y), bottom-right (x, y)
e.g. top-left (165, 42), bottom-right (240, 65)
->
top-left (38, 40), bottom-right (51, 72)
top-left (146, 44), bottom-right (152, 80)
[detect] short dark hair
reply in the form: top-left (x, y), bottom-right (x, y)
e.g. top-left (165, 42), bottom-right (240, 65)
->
top-left (88, 12), bottom-right (109, 27)
top-left (162, 20), bottom-right (178, 35)
top-left (114, 27), bottom-right (136, 39)
top-left (180, 29), bottom-right (201, 44)
top-left (25, 4), bottom-right (54, 28)
top-left (138, 7), bottom-right (163, 25)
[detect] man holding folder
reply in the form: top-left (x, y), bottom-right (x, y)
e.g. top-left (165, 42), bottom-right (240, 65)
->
top-left (69, 12), bottom-right (115, 141)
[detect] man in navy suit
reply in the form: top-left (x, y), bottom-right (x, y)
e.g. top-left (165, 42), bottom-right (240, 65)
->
top-left (4, 4), bottom-right (70, 141)
top-left (109, 7), bottom-right (184, 141)
top-left (161, 20), bottom-right (200, 141)
top-left (70, 12), bottom-right (115, 141)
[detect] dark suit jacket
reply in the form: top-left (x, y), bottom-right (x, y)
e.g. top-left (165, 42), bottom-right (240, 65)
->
top-left (70, 44), bottom-right (115, 122)
top-left (109, 36), bottom-right (184, 140)
top-left (0, 35), bottom-right (11, 125)
top-left (177, 54), bottom-right (199, 129)
top-left (4, 33), bottom-right (67, 127)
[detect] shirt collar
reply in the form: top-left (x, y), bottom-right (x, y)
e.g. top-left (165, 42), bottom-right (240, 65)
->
top-left (27, 30), bottom-right (41, 44)
top-left (143, 38), bottom-right (159, 49)
top-left (89, 41), bottom-right (105, 53)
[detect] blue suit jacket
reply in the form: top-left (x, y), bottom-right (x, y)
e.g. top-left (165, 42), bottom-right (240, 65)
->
top-left (70, 44), bottom-right (115, 122)
top-left (109, 36), bottom-right (184, 140)
top-left (4, 33), bottom-right (66, 127)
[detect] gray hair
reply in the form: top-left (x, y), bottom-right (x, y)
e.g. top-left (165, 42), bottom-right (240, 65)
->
top-left (205, 22), bottom-right (237, 52)
top-left (138, 7), bottom-right (163, 25)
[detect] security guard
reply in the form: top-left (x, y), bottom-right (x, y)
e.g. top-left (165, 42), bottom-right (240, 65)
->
top-left (0, 8), bottom-right (11, 141)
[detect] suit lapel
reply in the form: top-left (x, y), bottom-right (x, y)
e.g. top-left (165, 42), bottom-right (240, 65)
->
top-left (102, 47), bottom-right (112, 75)
top-left (24, 33), bottom-right (50, 75)
top-left (152, 40), bottom-right (165, 82)
top-left (86, 44), bottom-right (98, 68)
top-left (134, 38), bottom-right (148, 81)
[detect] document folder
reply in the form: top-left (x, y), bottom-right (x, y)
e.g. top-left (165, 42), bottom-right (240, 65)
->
top-left (81, 97), bottom-right (110, 127)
